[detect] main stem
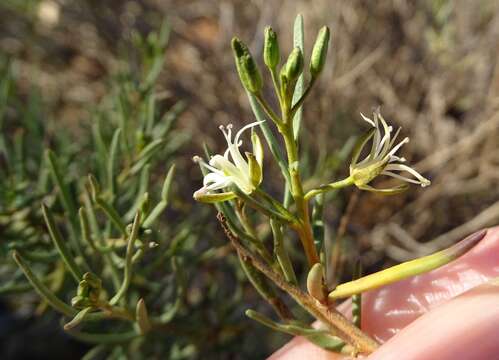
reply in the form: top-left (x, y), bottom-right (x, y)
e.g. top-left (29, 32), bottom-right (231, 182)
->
top-left (217, 213), bottom-right (379, 355)
top-left (281, 123), bottom-right (319, 266)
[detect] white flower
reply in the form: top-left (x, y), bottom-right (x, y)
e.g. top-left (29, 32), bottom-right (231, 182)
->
top-left (193, 121), bottom-right (264, 202)
top-left (349, 110), bottom-right (430, 193)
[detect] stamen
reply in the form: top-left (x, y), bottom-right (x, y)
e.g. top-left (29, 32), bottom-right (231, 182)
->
top-left (387, 137), bottom-right (409, 157)
top-left (360, 113), bottom-right (376, 127)
top-left (388, 127), bottom-right (402, 149)
top-left (381, 171), bottom-right (422, 185)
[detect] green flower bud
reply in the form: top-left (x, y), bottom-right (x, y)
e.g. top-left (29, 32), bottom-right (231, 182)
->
top-left (231, 37), bottom-right (263, 94)
top-left (77, 280), bottom-right (90, 297)
top-left (193, 190), bottom-right (237, 203)
top-left (310, 26), bottom-right (330, 77)
top-left (251, 130), bottom-right (264, 167)
top-left (263, 27), bottom-right (280, 69)
top-left (246, 152), bottom-right (262, 187)
top-left (281, 47), bottom-right (304, 82)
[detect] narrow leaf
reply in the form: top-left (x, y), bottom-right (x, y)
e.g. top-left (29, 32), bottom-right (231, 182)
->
top-left (42, 204), bottom-right (83, 282)
top-left (13, 251), bottom-right (77, 317)
top-left (329, 229), bottom-right (487, 299)
top-left (135, 298), bottom-right (152, 335)
top-left (64, 307), bottom-right (93, 331)
top-left (292, 14), bottom-right (305, 140)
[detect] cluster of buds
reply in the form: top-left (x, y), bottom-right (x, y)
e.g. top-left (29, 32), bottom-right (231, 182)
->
top-left (71, 272), bottom-right (103, 309)
top-left (232, 25), bottom-right (329, 112)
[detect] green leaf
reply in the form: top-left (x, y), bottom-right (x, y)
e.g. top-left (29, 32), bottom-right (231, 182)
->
top-left (13, 251), bottom-right (77, 317)
top-left (64, 307), bottom-right (93, 331)
top-left (292, 14), bottom-right (305, 140)
top-left (246, 310), bottom-right (346, 352)
top-left (65, 328), bottom-right (139, 344)
top-left (135, 298), bottom-right (152, 335)
top-left (42, 203), bottom-right (83, 282)
top-left (46, 149), bottom-right (78, 221)
top-left (107, 128), bottom-right (121, 199)
top-left (329, 229), bottom-right (487, 299)
top-left (110, 212), bottom-right (141, 305)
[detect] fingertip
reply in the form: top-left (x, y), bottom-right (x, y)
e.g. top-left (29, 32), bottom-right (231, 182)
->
top-left (367, 280), bottom-right (499, 359)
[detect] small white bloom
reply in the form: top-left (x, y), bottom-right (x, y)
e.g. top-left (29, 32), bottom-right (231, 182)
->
top-left (349, 110), bottom-right (430, 193)
top-left (193, 121), bottom-right (264, 201)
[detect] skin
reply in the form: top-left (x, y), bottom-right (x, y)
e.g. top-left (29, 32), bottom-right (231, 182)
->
top-left (270, 226), bottom-right (499, 360)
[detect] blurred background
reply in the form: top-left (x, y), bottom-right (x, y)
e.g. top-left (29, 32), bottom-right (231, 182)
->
top-left (1, 0), bottom-right (499, 359)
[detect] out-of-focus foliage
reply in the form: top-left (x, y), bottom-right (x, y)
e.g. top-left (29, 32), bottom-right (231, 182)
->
top-left (0, 18), bottom-right (270, 359)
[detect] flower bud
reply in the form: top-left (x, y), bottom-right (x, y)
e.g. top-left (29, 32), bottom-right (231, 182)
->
top-left (310, 26), bottom-right (330, 77)
top-left (251, 130), bottom-right (264, 168)
top-left (231, 37), bottom-right (263, 94)
top-left (193, 189), bottom-right (237, 203)
top-left (77, 280), bottom-right (90, 296)
top-left (263, 27), bottom-right (280, 69)
top-left (281, 47), bottom-right (304, 83)
top-left (246, 152), bottom-right (262, 187)
top-left (307, 262), bottom-right (326, 302)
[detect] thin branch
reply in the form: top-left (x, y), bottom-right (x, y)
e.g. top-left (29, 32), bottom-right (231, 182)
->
top-left (217, 213), bottom-right (379, 355)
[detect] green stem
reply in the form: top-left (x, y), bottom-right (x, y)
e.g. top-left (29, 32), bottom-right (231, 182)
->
top-left (304, 177), bottom-right (354, 200)
top-left (255, 188), bottom-right (296, 222)
top-left (82, 190), bottom-right (121, 292)
top-left (234, 188), bottom-right (294, 224)
top-left (110, 212), bottom-right (141, 305)
top-left (95, 197), bottom-right (127, 237)
top-left (98, 302), bottom-right (135, 321)
top-left (270, 67), bottom-right (283, 107)
top-left (254, 93), bottom-right (283, 127)
top-left (281, 124), bottom-right (319, 266)
top-left (290, 77), bottom-right (316, 119)
top-left (270, 219), bottom-right (297, 285)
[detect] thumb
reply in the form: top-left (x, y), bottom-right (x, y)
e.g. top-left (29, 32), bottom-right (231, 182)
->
top-left (367, 278), bottom-right (499, 360)
top-left (270, 227), bottom-right (499, 359)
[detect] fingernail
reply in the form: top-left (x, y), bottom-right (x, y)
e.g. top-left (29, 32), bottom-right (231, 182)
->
top-left (449, 229), bottom-right (488, 255)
